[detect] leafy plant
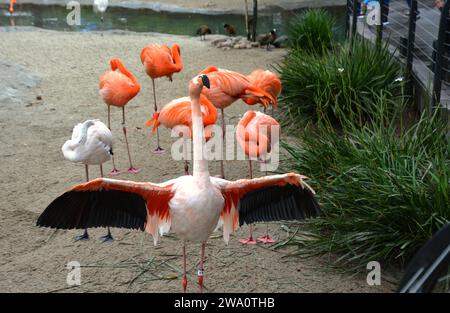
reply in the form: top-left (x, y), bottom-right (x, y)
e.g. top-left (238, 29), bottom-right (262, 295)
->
top-left (281, 105), bottom-right (449, 269)
top-left (288, 8), bottom-right (336, 56)
top-left (276, 38), bottom-right (402, 128)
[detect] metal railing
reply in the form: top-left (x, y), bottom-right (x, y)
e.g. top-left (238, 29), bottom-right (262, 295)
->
top-left (346, 0), bottom-right (450, 108)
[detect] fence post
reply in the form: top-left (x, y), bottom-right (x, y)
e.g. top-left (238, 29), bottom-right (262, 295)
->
top-left (346, 0), bottom-right (351, 39)
top-left (252, 0), bottom-right (258, 42)
top-left (376, 0), bottom-right (384, 46)
top-left (350, 0), bottom-right (358, 46)
top-left (405, 0), bottom-right (418, 99)
top-left (432, 0), bottom-right (450, 107)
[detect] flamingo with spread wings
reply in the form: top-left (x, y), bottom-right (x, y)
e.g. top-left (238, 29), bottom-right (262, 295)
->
top-left (198, 66), bottom-right (276, 178)
top-left (145, 94), bottom-right (217, 174)
top-left (141, 43), bottom-right (183, 153)
top-left (37, 74), bottom-right (320, 293)
top-left (99, 58), bottom-right (140, 175)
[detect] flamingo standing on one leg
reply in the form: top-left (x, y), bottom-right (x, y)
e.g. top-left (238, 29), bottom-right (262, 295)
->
top-left (236, 111), bottom-right (280, 244)
top-left (9, 0), bottom-right (16, 15)
top-left (62, 119), bottom-right (114, 242)
top-left (99, 58), bottom-right (140, 175)
top-left (198, 66), bottom-right (276, 178)
top-left (37, 74), bottom-right (320, 293)
top-left (145, 94), bottom-right (217, 175)
top-left (140, 43), bottom-right (183, 153)
top-left (244, 69), bottom-right (281, 114)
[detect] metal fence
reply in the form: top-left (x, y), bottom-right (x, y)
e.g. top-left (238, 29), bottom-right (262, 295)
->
top-left (346, 0), bottom-right (450, 108)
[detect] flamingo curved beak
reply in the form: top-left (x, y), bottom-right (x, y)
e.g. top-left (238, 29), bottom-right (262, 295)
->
top-left (201, 75), bottom-right (210, 89)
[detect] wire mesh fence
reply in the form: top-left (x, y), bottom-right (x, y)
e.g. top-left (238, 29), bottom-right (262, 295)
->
top-left (346, 0), bottom-right (450, 107)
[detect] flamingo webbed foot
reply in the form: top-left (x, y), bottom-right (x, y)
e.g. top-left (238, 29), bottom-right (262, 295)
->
top-left (99, 232), bottom-right (114, 243)
top-left (127, 167), bottom-right (141, 174)
top-left (153, 146), bottom-right (165, 154)
top-left (239, 237), bottom-right (257, 245)
top-left (109, 168), bottom-right (121, 176)
top-left (257, 235), bottom-right (275, 244)
top-left (74, 229), bottom-right (89, 241)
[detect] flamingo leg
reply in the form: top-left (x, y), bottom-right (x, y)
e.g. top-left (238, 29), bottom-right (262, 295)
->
top-left (108, 105), bottom-right (121, 176)
top-left (219, 108), bottom-right (225, 179)
top-left (122, 107), bottom-right (140, 174)
top-left (257, 224), bottom-right (275, 244)
top-left (99, 163), bottom-right (114, 242)
top-left (152, 79), bottom-right (165, 154)
top-left (183, 137), bottom-right (189, 175)
top-left (239, 160), bottom-right (256, 245)
top-left (182, 243), bottom-right (187, 292)
top-left (198, 242), bottom-right (206, 293)
top-left (74, 164), bottom-right (90, 241)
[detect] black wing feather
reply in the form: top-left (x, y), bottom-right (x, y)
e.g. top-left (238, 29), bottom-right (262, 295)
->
top-left (36, 190), bottom-right (147, 231)
top-left (238, 184), bottom-right (320, 226)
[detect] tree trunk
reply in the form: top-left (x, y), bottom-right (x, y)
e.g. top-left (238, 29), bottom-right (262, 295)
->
top-left (245, 0), bottom-right (250, 40)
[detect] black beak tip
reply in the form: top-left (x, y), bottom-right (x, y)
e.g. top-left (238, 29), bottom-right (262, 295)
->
top-left (201, 75), bottom-right (210, 89)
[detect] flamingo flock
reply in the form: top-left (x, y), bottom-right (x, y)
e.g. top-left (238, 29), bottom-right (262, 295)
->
top-left (35, 11), bottom-right (321, 292)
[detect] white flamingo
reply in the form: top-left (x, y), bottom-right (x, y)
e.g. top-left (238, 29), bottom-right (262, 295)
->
top-left (62, 119), bottom-right (114, 242)
top-left (38, 75), bottom-right (320, 292)
top-left (93, 0), bottom-right (108, 22)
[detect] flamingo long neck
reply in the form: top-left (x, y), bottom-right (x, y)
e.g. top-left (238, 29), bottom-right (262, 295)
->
top-left (191, 91), bottom-right (210, 182)
top-left (171, 45), bottom-right (183, 72)
top-left (115, 60), bottom-right (140, 91)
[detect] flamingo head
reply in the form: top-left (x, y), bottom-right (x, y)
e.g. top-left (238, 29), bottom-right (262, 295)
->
top-left (109, 58), bottom-right (121, 70)
top-left (189, 74), bottom-right (210, 96)
top-left (172, 43), bottom-right (181, 55)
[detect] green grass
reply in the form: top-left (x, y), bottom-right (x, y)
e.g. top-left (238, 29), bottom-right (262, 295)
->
top-left (281, 103), bottom-right (449, 269)
top-left (276, 38), bottom-right (402, 128)
top-left (287, 8), bottom-right (336, 56)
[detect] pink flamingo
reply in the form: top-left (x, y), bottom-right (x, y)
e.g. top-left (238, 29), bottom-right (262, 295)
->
top-left (140, 43), bottom-right (183, 153)
top-left (198, 66), bottom-right (276, 178)
top-left (37, 74), bottom-right (320, 293)
top-left (236, 111), bottom-right (280, 244)
top-left (99, 58), bottom-right (141, 175)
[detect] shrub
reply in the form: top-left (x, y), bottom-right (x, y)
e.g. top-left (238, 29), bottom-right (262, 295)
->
top-left (276, 38), bottom-right (402, 128)
top-left (288, 8), bottom-right (335, 56)
top-left (281, 104), bottom-right (449, 269)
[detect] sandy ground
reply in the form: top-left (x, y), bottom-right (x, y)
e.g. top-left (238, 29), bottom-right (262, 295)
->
top-left (0, 28), bottom-right (397, 293)
top-left (0, 0), bottom-right (347, 13)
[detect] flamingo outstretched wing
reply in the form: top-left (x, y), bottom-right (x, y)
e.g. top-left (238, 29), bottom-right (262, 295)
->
top-left (212, 173), bottom-right (320, 243)
top-left (36, 178), bottom-right (174, 244)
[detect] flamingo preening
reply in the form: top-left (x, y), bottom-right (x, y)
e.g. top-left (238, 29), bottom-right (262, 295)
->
top-left (140, 43), bottom-right (184, 153)
top-left (199, 66), bottom-right (276, 178)
top-left (145, 94), bottom-right (217, 175)
top-left (245, 69), bottom-right (282, 114)
top-left (61, 119), bottom-right (114, 241)
top-left (93, 0), bottom-right (108, 22)
top-left (37, 74), bottom-right (320, 293)
top-left (236, 111), bottom-right (280, 244)
top-left (99, 58), bottom-right (140, 175)
top-left (9, 0), bottom-right (15, 15)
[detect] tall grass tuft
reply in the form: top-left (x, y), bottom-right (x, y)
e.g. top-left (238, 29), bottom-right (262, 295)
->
top-left (282, 103), bottom-right (449, 268)
top-left (288, 8), bottom-right (336, 56)
top-left (276, 38), bottom-right (402, 128)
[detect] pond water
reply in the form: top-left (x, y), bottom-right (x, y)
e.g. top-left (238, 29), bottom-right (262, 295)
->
top-left (1, 4), bottom-right (346, 37)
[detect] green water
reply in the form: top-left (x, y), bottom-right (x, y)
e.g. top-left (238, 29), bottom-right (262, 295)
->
top-left (1, 4), bottom-right (346, 36)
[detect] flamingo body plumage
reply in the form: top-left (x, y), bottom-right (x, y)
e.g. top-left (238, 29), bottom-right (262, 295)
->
top-left (62, 120), bottom-right (112, 165)
top-left (140, 44), bottom-right (183, 80)
top-left (244, 69), bottom-right (281, 109)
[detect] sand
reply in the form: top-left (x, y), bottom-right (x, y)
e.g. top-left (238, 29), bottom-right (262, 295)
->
top-left (0, 28), bottom-right (397, 293)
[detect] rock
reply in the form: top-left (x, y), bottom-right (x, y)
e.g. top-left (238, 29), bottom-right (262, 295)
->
top-left (211, 38), bottom-right (228, 46)
top-left (246, 44), bottom-right (252, 49)
top-left (233, 44), bottom-right (240, 49)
